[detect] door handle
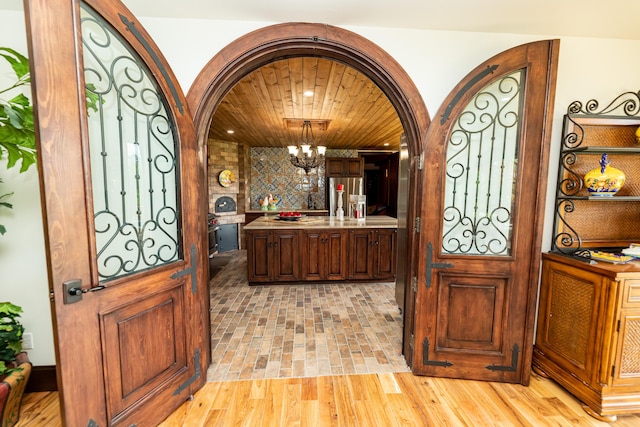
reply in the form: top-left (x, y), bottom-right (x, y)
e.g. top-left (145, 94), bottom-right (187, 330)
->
top-left (63, 279), bottom-right (83, 304)
top-left (63, 279), bottom-right (106, 304)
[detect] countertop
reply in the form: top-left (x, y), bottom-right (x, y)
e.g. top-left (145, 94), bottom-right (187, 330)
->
top-left (543, 251), bottom-right (640, 278)
top-left (244, 215), bottom-right (398, 230)
top-left (245, 209), bottom-right (329, 214)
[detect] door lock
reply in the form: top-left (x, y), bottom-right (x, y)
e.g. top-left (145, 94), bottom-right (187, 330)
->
top-left (63, 279), bottom-right (83, 304)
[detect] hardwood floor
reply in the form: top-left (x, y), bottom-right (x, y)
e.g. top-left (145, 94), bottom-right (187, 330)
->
top-left (15, 253), bottom-right (640, 426)
top-left (16, 372), bottom-right (640, 426)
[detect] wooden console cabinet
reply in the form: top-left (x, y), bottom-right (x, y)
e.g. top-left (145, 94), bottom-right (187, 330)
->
top-left (533, 253), bottom-right (640, 421)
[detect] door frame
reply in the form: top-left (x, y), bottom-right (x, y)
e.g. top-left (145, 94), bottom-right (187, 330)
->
top-left (185, 23), bottom-right (430, 364)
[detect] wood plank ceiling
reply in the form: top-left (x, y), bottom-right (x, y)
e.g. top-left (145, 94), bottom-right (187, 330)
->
top-left (207, 57), bottom-right (404, 151)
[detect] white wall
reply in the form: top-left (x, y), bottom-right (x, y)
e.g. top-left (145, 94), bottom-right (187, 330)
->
top-left (2, 5), bottom-right (640, 368)
top-left (0, 9), bottom-right (53, 366)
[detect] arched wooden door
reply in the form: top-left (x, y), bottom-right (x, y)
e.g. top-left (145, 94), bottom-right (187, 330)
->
top-left (413, 40), bottom-right (560, 384)
top-left (25, 0), bottom-right (208, 425)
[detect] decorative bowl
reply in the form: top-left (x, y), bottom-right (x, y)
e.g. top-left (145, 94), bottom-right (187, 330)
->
top-left (276, 212), bottom-right (304, 221)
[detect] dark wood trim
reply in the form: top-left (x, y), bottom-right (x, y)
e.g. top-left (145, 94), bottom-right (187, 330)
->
top-left (186, 23), bottom-right (430, 152)
top-left (25, 365), bottom-right (57, 392)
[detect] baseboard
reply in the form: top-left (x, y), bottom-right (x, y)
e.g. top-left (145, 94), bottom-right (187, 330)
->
top-left (25, 365), bottom-right (57, 392)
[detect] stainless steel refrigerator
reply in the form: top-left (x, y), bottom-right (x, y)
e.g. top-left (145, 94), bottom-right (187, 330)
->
top-left (327, 177), bottom-right (363, 216)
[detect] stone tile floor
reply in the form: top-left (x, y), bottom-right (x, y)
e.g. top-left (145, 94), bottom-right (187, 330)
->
top-left (207, 250), bottom-right (410, 381)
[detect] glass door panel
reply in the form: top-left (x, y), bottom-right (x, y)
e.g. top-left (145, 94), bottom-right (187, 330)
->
top-left (81, 4), bottom-right (182, 281)
top-left (441, 70), bottom-right (524, 256)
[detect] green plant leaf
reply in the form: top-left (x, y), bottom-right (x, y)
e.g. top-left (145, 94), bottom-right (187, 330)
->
top-left (0, 301), bottom-right (22, 318)
top-left (0, 47), bottom-right (30, 81)
top-left (2, 102), bottom-right (26, 129)
top-left (86, 83), bottom-right (101, 113)
top-left (0, 47), bottom-right (36, 172)
top-left (0, 301), bottom-right (24, 367)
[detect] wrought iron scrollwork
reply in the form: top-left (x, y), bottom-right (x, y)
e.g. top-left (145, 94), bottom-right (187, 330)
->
top-left (567, 91), bottom-right (640, 117)
top-left (557, 152), bottom-right (583, 197)
top-left (551, 199), bottom-right (590, 260)
top-left (563, 91), bottom-right (640, 151)
top-left (81, 5), bottom-right (181, 281)
top-left (552, 199), bottom-right (580, 252)
top-left (551, 91), bottom-right (640, 258)
top-left (441, 70), bottom-right (523, 256)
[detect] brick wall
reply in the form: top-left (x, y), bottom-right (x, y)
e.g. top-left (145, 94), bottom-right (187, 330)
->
top-left (208, 138), bottom-right (241, 213)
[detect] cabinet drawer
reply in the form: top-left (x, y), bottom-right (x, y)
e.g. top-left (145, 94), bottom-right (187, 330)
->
top-left (623, 280), bottom-right (640, 308)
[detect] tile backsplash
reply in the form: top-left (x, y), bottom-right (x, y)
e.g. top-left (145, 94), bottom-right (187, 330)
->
top-left (249, 147), bottom-right (357, 210)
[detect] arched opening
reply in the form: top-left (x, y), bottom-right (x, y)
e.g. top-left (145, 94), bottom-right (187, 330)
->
top-left (186, 22), bottom-right (431, 366)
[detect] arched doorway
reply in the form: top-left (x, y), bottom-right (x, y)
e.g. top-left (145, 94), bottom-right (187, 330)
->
top-left (186, 22), bottom-right (431, 365)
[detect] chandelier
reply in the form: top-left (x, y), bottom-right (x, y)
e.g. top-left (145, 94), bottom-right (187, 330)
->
top-left (287, 120), bottom-right (326, 174)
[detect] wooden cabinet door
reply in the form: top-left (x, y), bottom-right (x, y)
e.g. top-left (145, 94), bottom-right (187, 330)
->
top-left (325, 157), bottom-right (363, 177)
top-left (302, 230), bottom-right (347, 280)
top-left (345, 158), bottom-right (364, 177)
top-left (325, 230), bottom-right (348, 280)
top-left (535, 258), bottom-right (606, 387)
top-left (612, 311), bottom-right (640, 387)
top-left (25, 0), bottom-right (208, 425)
top-left (374, 229), bottom-right (397, 279)
top-left (247, 230), bottom-right (272, 282)
top-left (348, 229), bottom-right (396, 280)
top-left (325, 158), bottom-right (346, 177)
top-left (273, 230), bottom-right (300, 281)
top-left (413, 40), bottom-right (559, 384)
top-left (301, 230), bottom-right (324, 280)
top-left (349, 229), bottom-right (374, 279)
top-left (612, 280), bottom-right (640, 387)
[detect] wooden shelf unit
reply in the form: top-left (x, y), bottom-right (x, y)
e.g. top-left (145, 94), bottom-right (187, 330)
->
top-left (551, 100), bottom-right (640, 256)
top-left (535, 92), bottom-right (640, 421)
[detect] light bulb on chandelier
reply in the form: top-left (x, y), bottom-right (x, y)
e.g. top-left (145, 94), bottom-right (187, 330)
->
top-left (288, 120), bottom-right (326, 174)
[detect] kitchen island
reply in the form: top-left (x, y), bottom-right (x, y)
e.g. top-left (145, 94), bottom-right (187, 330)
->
top-left (244, 215), bottom-right (398, 284)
